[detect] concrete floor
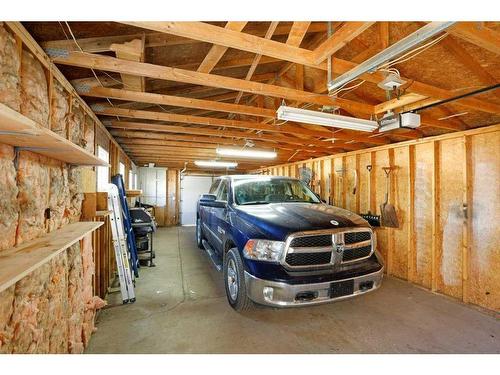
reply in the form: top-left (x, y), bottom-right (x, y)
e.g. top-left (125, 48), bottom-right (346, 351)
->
top-left (86, 226), bottom-right (500, 354)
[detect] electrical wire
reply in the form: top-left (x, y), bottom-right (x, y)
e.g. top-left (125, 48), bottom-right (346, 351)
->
top-left (381, 33), bottom-right (447, 69)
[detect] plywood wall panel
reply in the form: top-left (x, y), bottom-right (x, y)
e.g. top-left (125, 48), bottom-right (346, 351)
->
top-left (358, 153), bottom-right (371, 214)
top-left (437, 138), bottom-right (465, 299)
top-left (413, 143), bottom-right (434, 289)
top-left (344, 155), bottom-right (357, 213)
top-left (374, 150), bottom-right (390, 265)
top-left (392, 147), bottom-right (410, 280)
top-left (469, 131), bottom-right (500, 311)
top-left (332, 158), bottom-right (344, 207)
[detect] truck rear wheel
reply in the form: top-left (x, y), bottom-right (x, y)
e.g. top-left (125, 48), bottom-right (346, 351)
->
top-left (224, 248), bottom-right (253, 311)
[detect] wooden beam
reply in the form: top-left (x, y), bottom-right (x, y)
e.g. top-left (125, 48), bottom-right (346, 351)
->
top-left (79, 87), bottom-right (275, 118)
top-left (110, 38), bottom-right (145, 91)
top-left (448, 22), bottom-right (500, 55)
top-left (379, 22), bottom-right (390, 49)
top-left (122, 21), bottom-right (319, 68)
top-left (197, 21), bottom-right (248, 73)
top-left (328, 57), bottom-right (500, 115)
top-left (105, 121), bottom-right (354, 150)
top-left (112, 130), bottom-right (329, 155)
top-left (286, 22), bottom-right (311, 47)
top-left (41, 23), bottom-right (329, 53)
top-left (234, 22), bottom-right (279, 106)
top-left (312, 22), bottom-right (375, 63)
top-left (95, 107), bottom-right (389, 145)
top-left (52, 51), bottom-right (373, 114)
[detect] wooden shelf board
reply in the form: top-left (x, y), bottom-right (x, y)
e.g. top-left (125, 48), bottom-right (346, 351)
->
top-left (95, 210), bottom-right (112, 217)
top-left (0, 221), bottom-right (103, 293)
top-left (0, 103), bottom-right (108, 166)
top-left (126, 189), bottom-right (143, 197)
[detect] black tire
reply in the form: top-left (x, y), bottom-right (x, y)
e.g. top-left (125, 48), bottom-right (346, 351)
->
top-left (223, 248), bottom-right (253, 311)
top-left (196, 217), bottom-right (205, 249)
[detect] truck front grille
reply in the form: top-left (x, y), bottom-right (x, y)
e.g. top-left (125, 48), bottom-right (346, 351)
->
top-left (289, 235), bottom-right (332, 247)
top-left (342, 245), bottom-right (372, 262)
top-left (284, 228), bottom-right (374, 269)
top-left (344, 231), bottom-right (371, 244)
top-left (285, 252), bottom-right (332, 266)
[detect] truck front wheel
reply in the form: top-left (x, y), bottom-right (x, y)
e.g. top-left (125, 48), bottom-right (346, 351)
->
top-left (224, 248), bottom-right (253, 311)
top-left (196, 217), bottom-right (205, 249)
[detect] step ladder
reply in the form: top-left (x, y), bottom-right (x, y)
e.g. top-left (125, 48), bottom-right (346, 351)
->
top-left (111, 174), bottom-right (139, 277)
top-left (106, 183), bottom-right (136, 304)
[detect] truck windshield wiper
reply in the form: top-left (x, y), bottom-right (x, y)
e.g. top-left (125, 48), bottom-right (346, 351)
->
top-left (239, 201), bottom-right (270, 205)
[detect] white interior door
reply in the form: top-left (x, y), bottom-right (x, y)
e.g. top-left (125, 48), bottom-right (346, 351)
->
top-left (180, 175), bottom-right (214, 225)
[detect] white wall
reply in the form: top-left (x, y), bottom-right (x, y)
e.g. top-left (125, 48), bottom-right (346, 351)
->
top-left (180, 175), bottom-right (214, 225)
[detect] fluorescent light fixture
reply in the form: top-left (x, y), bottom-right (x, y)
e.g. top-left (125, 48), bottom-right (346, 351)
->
top-left (277, 106), bottom-right (378, 132)
top-left (194, 160), bottom-right (238, 168)
top-left (216, 148), bottom-right (277, 159)
top-left (327, 22), bottom-right (455, 92)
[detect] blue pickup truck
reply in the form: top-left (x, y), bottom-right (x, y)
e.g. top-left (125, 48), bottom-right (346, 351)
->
top-left (196, 175), bottom-right (384, 311)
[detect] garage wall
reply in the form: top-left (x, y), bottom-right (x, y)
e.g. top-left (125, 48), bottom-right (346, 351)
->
top-left (257, 124), bottom-right (500, 312)
top-left (180, 175), bottom-right (214, 225)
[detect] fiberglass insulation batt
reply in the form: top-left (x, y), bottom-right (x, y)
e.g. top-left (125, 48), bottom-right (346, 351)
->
top-left (0, 238), bottom-right (106, 354)
top-left (50, 80), bottom-right (69, 138)
top-left (20, 49), bottom-right (50, 127)
top-left (0, 24), bottom-right (21, 111)
top-left (68, 100), bottom-right (85, 148)
top-left (16, 151), bottom-right (50, 244)
top-left (0, 144), bottom-right (19, 252)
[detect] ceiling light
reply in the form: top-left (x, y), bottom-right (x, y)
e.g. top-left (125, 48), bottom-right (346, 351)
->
top-left (194, 160), bottom-right (238, 168)
top-left (327, 22), bottom-right (455, 92)
top-left (216, 148), bottom-right (277, 159)
top-left (276, 106), bottom-right (378, 132)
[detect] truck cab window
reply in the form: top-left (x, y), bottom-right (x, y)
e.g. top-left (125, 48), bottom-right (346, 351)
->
top-left (216, 180), bottom-right (228, 202)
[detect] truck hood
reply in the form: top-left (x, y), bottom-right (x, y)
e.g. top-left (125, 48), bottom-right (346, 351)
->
top-left (234, 202), bottom-right (369, 241)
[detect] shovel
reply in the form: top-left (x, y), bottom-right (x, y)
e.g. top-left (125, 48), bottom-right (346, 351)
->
top-left (360, 165), bottom-right (381, 227)
top-left (380, 167), bottom-right (399, 228)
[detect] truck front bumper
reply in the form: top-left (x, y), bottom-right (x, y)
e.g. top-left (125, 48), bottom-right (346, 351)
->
top-left (244, 268), bottom-right (383, 308)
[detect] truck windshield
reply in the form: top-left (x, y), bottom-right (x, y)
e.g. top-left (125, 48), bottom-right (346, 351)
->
top-left (233, 178), bottom-right (321, 205)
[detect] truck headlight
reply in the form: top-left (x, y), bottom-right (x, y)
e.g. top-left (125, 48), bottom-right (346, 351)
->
top-left (243, 239), bottom-right (285, 262)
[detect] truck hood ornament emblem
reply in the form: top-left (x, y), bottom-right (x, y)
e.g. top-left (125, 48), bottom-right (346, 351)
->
top-left (330, 220), bottom-right (339, 226)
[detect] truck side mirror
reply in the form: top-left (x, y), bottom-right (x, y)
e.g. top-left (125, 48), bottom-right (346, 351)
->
top-left (200, 194), bottom-right (217, 203)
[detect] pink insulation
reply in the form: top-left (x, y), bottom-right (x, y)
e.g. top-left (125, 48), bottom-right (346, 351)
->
top-left (16, 151), bottom-right (50, 245)
top-left (68, 101), bottom-right (85, 148)
top-left (0, 144), bottom-right (19, 252)
top-left (50, 80), bottom-right (69, 138)
top-left (84, 116), bottom-right (95, 154)
top-left (20, 49), bottom-right (49, 127)
top-left (0, 238), bottom-right (105, 354)
top-left (0, 286), bottom-right (15, 354)
top-left (66, 166), bottom-right (83, 223)
top-left (47, 161), bottom-right (70, 232)
top-left (67, 242), bottom-right (85, 353)
top-left (0, 24), bottom-right (21, 111)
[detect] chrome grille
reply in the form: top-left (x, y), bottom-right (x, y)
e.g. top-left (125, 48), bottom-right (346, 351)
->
top-left (285, 252), bottom-right (332, 266)
top-left (342, 245), bottom-right (372, 262)
top-left (344, 231), bottom-right (371, 244)
top-left (283, 228), bottom-right (374, 269)
top-left (290, 235), bottom-right (332, 248)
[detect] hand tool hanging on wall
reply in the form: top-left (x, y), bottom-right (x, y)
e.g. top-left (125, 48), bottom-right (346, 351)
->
top-left (106, 183), bottom-right (136, 304)
top-left (360, 165), bottom-right (381, 227)
top-left (380, 167), bottom-right (399, 228)
top-left (352, 169), bottom-right (358, 195)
